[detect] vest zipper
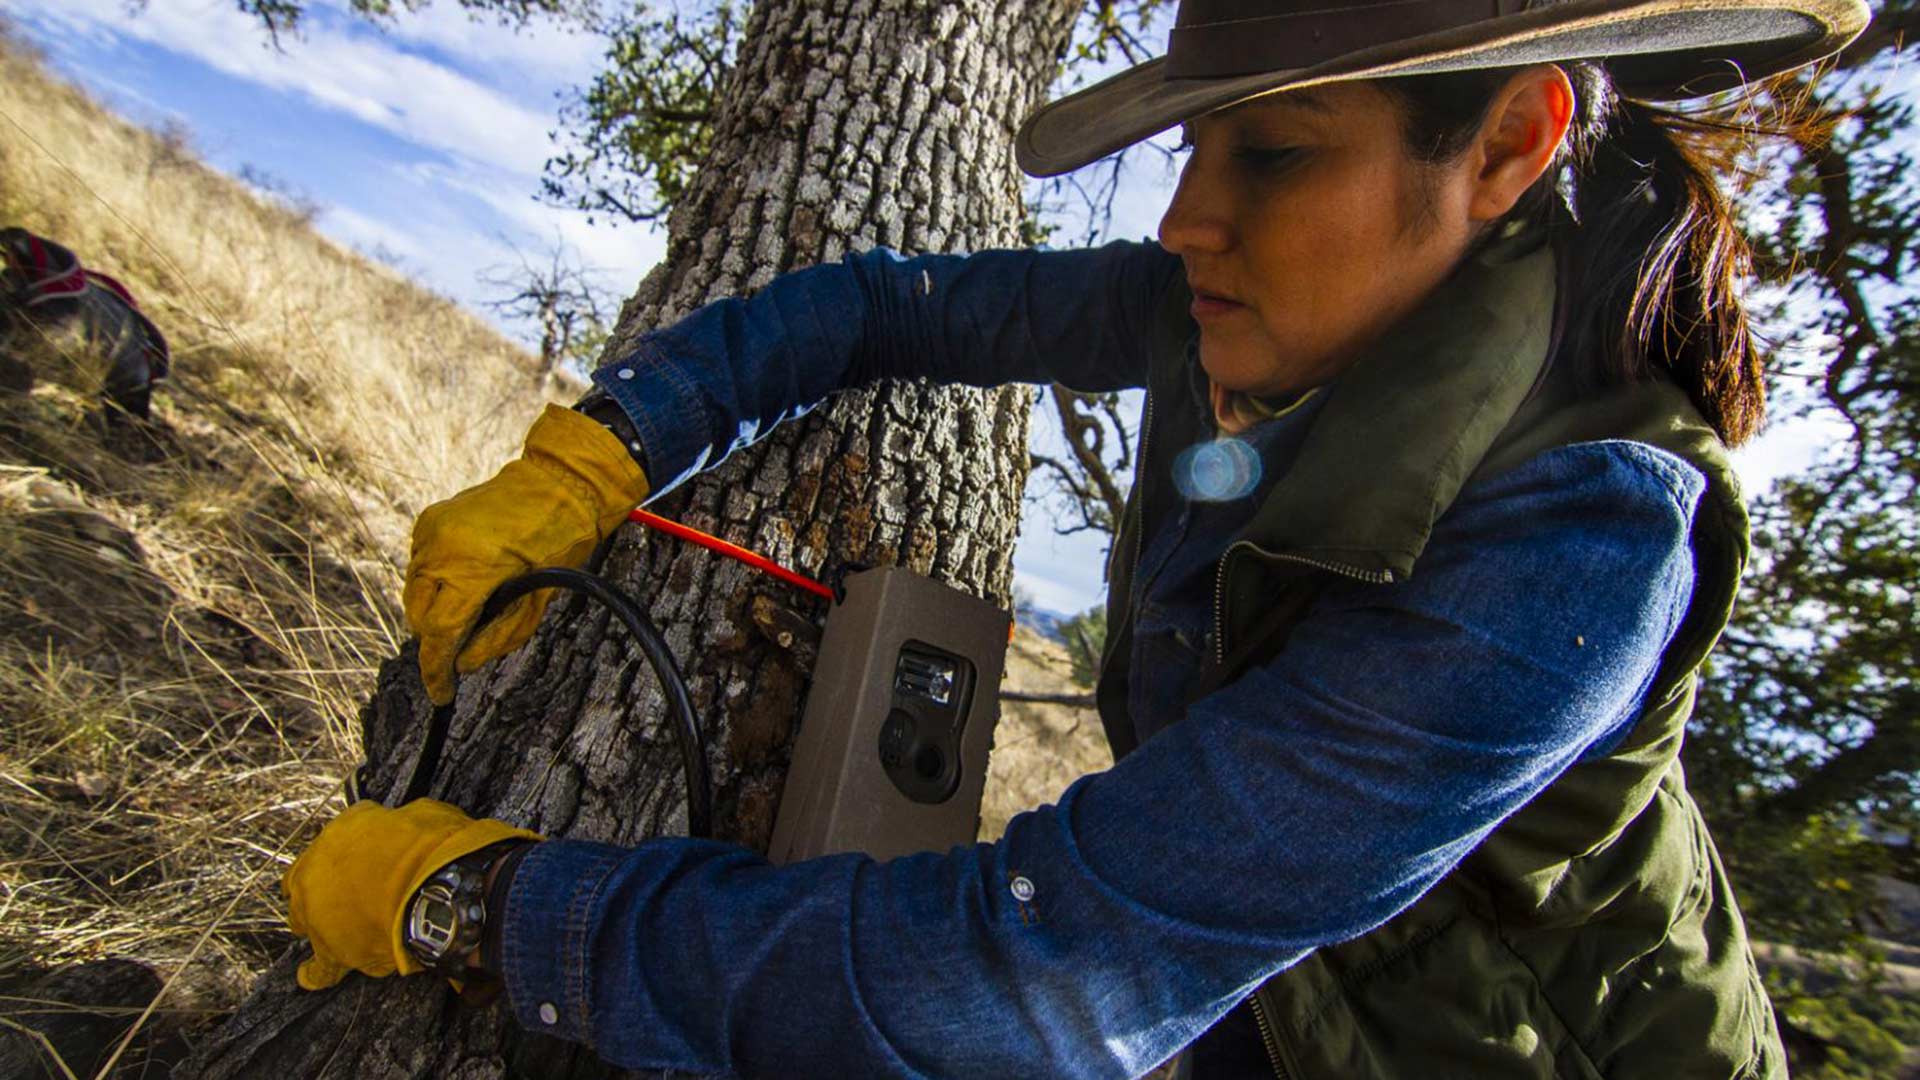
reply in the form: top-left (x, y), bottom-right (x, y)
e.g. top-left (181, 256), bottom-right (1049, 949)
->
top-left (1249, 993), bottom-right (1290, 1080)
top-left (1211, 542), bottom-right (1397, 666)
top-left (1129, 391), bottom-right (1154, 590)
top-left (1210, 547), bottom-right (1394, 1078)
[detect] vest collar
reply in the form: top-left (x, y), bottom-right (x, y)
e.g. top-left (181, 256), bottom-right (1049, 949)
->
top-left (1235, 234), bottom-right (1558, 581)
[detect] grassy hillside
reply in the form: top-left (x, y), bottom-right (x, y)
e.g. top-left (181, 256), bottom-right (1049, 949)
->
top-left (0, 23), bottom-right (555, 1066)
top-left (981, 629), bottom-right (1113, 843)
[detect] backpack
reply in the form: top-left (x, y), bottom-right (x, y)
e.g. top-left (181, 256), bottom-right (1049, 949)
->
top-left (0, 227), bottom-right (170, 418)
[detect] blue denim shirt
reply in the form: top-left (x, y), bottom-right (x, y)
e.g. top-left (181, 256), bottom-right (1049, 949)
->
top-left (499, 242), bottom-right (1704, 1078)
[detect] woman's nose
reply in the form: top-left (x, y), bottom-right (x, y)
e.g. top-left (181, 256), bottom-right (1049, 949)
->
top-left (1156, 158), bottom-right (1233, 256)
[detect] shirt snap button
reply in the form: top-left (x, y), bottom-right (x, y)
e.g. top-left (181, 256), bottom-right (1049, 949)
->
top-left (617, 368), bottom-right (635, 380)
top-left (1010, 876), bottom-right (1035, 902)
top-left (538, 1002), bottom-right (560, 1025)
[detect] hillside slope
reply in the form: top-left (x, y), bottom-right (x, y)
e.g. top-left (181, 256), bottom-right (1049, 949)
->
top-left (0, 25), bottom-right (553, 1071)
top-left (982, 627), bottom-right (1113, 843)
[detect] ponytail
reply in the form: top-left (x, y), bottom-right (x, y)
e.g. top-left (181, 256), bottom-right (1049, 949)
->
top-left (1382, 64), bottom-right (1819, 447)
top-left (1565, 94), bottom-right (1769, 446)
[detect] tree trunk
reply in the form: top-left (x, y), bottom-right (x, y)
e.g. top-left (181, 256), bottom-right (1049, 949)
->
top-left (183, 0), bottom-right (1079, 1075)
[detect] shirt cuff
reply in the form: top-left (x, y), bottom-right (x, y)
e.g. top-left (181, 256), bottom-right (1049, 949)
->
top-left (498, 838), bottom-right (628, 1046)
top-left (590, 339), bottom-right (713, 500)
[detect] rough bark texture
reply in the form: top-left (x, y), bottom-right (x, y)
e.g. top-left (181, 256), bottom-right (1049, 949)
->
top-left (184, 0), bottom-right (1079, 1075)
top-left (0, 959), bottom-right (189, 1078)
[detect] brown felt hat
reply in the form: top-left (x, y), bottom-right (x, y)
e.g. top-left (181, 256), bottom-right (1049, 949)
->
top-left (1015, 0), bottom-right (1869, 176)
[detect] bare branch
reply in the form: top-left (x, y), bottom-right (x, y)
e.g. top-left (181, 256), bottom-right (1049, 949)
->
top-left (1050, 385), bottom-right (1128, 529)
top-left (1000, 690), bottom-right (1098, 708)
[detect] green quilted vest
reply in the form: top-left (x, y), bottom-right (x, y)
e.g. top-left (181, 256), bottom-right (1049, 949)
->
top-left (1097, 240), bottom-right (1786, 1079)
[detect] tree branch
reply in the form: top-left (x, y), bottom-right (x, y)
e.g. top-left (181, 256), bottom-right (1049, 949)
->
top-left (1000, 689), bottom-right (1098, 707)
top-left (1050, 384), bottom-right (1128, 529)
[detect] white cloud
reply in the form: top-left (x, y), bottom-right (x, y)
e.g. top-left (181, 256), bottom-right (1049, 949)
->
top-left (15, 0), bottom-right (556, 178)
top-left (401, 159), bottom-right (664, 288)
top-left (358, 0), bottom-right (604, 88)
top-left (321, 204), bottom-right (429, 265)
top-left (1014, 553), bottom-right (1107, 618)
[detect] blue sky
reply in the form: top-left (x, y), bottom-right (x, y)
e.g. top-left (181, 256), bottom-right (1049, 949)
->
top-left (6, 0), bottom-right (1841, 615)
top-left (12, 0), bottom-right (658, 304)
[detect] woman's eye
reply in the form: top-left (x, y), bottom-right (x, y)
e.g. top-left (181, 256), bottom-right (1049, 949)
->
top-left (1234, 146), bottom-right (1301, 171)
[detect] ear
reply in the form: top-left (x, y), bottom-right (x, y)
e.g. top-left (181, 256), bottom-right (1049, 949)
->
top-left (1465, 65), bottom-right (1574, 223)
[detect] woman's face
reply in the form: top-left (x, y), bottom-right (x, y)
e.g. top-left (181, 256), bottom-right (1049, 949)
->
top-left (1155, 81), bottom-right (1486, 399)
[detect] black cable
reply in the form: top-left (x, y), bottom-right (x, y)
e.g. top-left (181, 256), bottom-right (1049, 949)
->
top-left (395, 568), bottom-right (712, 840)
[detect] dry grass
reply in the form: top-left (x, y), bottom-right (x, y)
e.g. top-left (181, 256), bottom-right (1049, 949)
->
top-left (979, 629), bottom-right (1113, 844)
top-left (0, 22), bottom-right (553, 1068)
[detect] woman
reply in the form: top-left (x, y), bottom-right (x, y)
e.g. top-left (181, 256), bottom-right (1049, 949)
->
top-left (283, 1), bottom-right (1869, 1076)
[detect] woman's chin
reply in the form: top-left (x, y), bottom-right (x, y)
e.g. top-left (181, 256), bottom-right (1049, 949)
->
top-left (1197, 348), bottom-right (1285, 397)
top-left (1196, 345), bottom-right (1254, 388)
top-left (1198, 339), bottom-right (1331, 400)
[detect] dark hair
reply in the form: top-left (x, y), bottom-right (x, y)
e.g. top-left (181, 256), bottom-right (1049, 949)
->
top-left (1375, 63), bottom-right (1806, 447)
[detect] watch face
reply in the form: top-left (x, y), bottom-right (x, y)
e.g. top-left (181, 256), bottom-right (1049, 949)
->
top-left (404, 851), bottom-right (507, 973)
top-left (409, 881), bottom-right (460, 958)
top-left (417, 896), bottom-right (457, 950)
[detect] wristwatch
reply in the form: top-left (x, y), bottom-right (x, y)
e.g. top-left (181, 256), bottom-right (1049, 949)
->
top-left (402, 840), bottom-right (531, 977)
top-left (573, 389), bottom-right (650, 473)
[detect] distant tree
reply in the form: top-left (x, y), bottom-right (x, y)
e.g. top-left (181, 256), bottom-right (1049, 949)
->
top-left (1058, 604), bottom-right (1105, 689)
top-left (1029, 384), bottom-right (1133, 552)
top-left (236, 163), bottom-right (322, 226)
top-left (478, 241), bottom-right (611, 385)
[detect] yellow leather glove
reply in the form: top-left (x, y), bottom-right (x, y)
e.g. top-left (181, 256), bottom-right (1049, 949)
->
top-left (282, 798), bottom-right (541, 991)
top-left (404, 403), bottom-right (651, 704)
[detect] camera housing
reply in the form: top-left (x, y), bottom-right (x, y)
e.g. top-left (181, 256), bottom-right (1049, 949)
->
top-left (768, 566), bottom-right (1010, 864)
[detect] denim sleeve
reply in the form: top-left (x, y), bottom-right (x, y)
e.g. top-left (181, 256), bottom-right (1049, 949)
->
top-left (496, 441), bottom-right (1704, 1078)
top-left (591, 240), bottom-right (1182, 496)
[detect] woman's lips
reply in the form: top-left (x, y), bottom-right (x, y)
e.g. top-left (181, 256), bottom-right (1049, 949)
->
top-left (1190, 294), bottom-right (1244, 319)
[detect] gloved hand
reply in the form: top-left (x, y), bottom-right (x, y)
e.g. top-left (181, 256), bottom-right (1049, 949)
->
top-left (404, 403), bottom-right (651, 704)
top-left (282, 798), bottom-right (541, 991)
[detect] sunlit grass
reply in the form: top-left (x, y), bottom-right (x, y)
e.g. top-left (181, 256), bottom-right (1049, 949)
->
top-left (0, 19), bottom-right (552, 1065)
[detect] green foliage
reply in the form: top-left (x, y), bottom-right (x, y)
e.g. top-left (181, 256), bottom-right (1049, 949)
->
top-left (1059, 605), bottom-right (1106, 688)
top-left (1062, 0), bottom-right (1177, 75)
top-left (535, 0), bottom-right (1180, 230)
top-left (1681, 2), bottom-right (1920, 1064)
top-left (1770, 969), bottom-right (1920, 1079)
top-left (1686, 2), bottom-right (1920, 947)
top-left (227, 0), bottom-right (584, 43)
top-left (1718, 814), bottom-right (1893, 958)
top-left (541, 0), bottom-right (740, 225)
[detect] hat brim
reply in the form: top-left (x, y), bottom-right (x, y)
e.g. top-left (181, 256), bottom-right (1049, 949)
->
top-left (1016, 0), bottom-right (1868, 177)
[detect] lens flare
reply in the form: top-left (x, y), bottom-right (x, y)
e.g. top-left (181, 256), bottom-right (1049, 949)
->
top-left (1173, 437), bottom-right (1262, 501)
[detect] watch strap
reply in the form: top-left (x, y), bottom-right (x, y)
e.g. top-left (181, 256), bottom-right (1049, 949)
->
top-left (478, 839), bottom-right (536, 977)
top-left (573, 390), bottom-right (650, 475)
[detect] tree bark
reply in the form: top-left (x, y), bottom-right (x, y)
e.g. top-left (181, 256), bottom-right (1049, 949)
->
top-left (183, 0), bottom-right (1079, 1075)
